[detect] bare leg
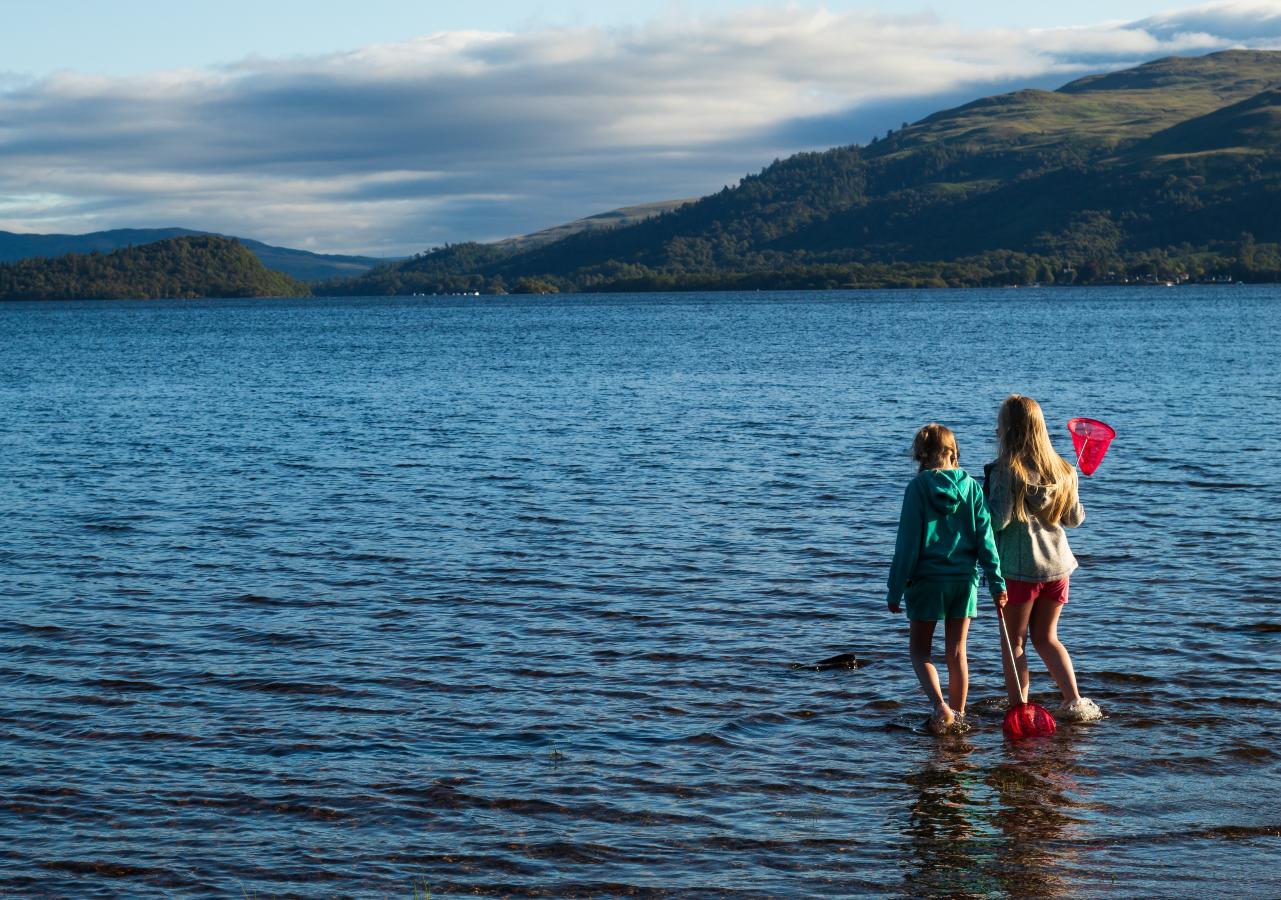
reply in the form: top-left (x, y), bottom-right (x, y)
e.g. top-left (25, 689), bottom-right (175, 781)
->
top-left (1029, 599), bottom-right (1082, 705)
top-left (908, 619), bottom-right (953, 725)
top-left (998, 602), bottom-right (1034, 706)
top-left (943, 617), bottom-right (971, 717)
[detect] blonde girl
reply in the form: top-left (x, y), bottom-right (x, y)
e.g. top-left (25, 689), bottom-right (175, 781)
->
top-left (987, 395), bottom-right (1102, 721)
top-left (888, 424), bottom-right (1007, 734)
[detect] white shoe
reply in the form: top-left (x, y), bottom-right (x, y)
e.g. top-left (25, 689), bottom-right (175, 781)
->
top-left (1059, 697), bottom-right (1103, 722)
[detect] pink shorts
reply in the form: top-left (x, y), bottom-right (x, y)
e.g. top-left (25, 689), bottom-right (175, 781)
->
top-left (1006, 577), bottom-right (1069, 606)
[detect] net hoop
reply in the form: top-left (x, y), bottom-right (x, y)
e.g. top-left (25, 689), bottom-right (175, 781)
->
top-left (1066, 416), bottom-right (1116, 477)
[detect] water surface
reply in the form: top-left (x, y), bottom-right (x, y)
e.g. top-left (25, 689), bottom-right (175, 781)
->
top-left (1, 287), bottom-right (1279, 897)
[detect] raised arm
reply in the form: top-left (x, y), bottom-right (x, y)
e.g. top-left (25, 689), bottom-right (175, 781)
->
top-left (1061, 466), bottom-right (1086, 528)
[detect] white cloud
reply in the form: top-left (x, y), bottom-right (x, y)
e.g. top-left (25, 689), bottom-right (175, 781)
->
top-left (1, 2), bottom-right (1280, 255)
top-left (1134, 1), bottom-right (1281, 42)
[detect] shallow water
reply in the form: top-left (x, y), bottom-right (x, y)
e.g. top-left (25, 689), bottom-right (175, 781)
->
top-left (1, 287), bottom-right (1279, 897)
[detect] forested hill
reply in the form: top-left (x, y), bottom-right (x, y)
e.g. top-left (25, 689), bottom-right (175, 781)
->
top-left (0, 236), bottom-right (310, 300)
top-left (318, 49), bottom-right (1281, 294)
top-left (0, 228), bottom-right (386, 283)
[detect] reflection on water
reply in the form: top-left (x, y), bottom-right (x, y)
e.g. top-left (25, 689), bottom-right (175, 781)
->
top-left (988, 737), bottom-right (1091, 900)
top-left (903, 733), bottom-right (1094, 900)
top-left (901, 738), bottom-right (994, 898)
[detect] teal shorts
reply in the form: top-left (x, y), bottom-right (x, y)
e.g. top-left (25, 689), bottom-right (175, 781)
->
top-left (904, 579), bottom-right (978, 621)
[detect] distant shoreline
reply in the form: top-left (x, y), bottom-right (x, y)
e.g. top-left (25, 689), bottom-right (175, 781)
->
top-left (3, 280), bottom-right (1272, 304)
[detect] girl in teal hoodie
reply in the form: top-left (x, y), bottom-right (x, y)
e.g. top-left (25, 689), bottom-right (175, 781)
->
top-left (888, 424), bottom-right (1007, 733)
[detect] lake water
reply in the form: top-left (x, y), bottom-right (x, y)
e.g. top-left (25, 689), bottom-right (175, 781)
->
top-left (1, 287), bottom-right (1279, 897)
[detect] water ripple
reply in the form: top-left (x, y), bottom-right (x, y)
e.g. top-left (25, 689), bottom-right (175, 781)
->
top-left (0, 289), bottom-right (1279, 896)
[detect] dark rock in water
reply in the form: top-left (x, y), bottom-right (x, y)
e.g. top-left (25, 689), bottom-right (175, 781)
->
top-left (812, 653), bottom-right (864, 671)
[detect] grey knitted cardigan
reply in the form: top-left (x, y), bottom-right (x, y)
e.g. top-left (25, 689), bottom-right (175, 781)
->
top-left (985, 461), bottom-right (1085, 582)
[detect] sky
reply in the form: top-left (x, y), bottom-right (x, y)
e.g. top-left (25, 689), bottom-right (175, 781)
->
top-left (3, 1), bottom-right (1281, 256)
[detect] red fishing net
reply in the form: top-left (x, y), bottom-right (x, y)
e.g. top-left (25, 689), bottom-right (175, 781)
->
top-left (1067, 417), bottom-right (1115, 477)
top-left (1003, 702), bottom-right (1058, 740)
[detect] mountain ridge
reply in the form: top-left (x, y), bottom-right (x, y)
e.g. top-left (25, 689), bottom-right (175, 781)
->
top-left (316, 49), bottom-right (1281, 294)
top-left (0, 228), bottom-right (389, 283)
top-left (494, 199), bottom-right (698, 252)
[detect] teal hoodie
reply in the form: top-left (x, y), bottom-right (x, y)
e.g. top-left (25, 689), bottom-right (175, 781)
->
top-left (886, 468), bottom-right (1005, 605)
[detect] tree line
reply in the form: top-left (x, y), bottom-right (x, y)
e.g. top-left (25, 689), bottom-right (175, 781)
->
top-left (0, 236), bottom-right (308, 301)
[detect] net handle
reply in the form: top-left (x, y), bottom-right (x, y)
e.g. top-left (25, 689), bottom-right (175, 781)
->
top-left (997, 605), bottom-right (1029, 706)
top-left (1072, 434), bottom-right (1089, 471)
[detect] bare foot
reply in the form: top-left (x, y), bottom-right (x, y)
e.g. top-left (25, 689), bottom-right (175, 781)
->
top-left (927, 705), bottom-right (956, 734)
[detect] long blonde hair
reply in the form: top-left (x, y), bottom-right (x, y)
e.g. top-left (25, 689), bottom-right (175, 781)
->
top-left (996, 395), bottom-right (1078, 526)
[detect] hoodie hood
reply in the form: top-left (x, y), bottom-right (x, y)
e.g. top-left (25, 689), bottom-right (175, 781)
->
top-left (919, 468), bottom-right (969, 515)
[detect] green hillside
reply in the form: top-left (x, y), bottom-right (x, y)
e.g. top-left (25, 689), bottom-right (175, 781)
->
top-left (318, 49), bottom-right (1281, 294)
top-left (495, 199), bottom-right (698, 252)
top-left (0, 236), bottom-right (310, 300)
top-left (1133, 87), bottom-right (1281, 157)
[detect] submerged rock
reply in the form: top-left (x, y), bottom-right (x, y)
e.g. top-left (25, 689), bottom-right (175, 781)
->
top-left (802, 652), bottom-right (865, 671)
